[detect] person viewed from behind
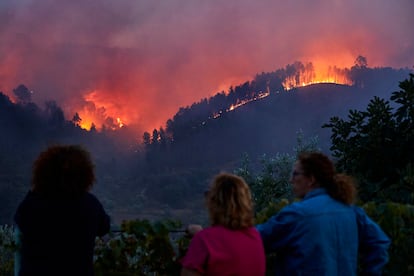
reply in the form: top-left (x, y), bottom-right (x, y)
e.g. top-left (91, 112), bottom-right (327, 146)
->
top-left (256, 152), bottom-right (390, 275)
top-left (181, 173), bottom-right (266, 276)
top-left (14, 145), bottom-right (110, 276)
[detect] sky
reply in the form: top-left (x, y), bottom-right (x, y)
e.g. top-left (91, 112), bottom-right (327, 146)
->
top-left (0, 0), bottom-right (413, 135)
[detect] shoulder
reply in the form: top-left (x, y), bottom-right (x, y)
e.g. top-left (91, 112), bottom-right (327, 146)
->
top-left (84, 192), bottom-right (99, 201)
top-left (281, 201), bottom-right (307, 217)
top-left (83, 192), bottom-right (105, 207)
top-left (351, 205), bottom-right (377, 229)
top-left (299, 190), bottom-right (347, 212)
top-left (256, 204), bottom-right (303, 233)
top-left (352, 205), bottom-right (367, 216)
top-left (79, 193), bottom-right (109, 221)
top-left (187, 227), bottom-right (213, 250)
top-left (15, 191), bottom-right (39, 215)
top-left (196, 225), bottom-right (226, 237)
top-left (194, 226), bottom-right (238, 241)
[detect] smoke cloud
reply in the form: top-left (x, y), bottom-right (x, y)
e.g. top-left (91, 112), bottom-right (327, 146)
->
top-left (0, 0), bottom-right (413, 134)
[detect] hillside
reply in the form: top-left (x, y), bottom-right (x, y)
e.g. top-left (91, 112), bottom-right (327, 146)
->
top-left (0, 65), bottom-right (412, 224)
top-left (133, 67), bottom-right (411, 222)
top-left (143, 77), bottom-right (407, 172)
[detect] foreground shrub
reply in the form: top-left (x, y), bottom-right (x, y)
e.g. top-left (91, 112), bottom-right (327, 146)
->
top-left (1, 202), bottom-right (413, 275)
top-left (94, 219), bottom-right (190, 276)
top-left (0, 224), bottom-right (16, 276)
top-left (362, 201), bottom-right (414, 275)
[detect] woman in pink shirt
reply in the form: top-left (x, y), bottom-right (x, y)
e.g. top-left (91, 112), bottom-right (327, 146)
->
top-left (181, 173), bottom-right (266, 276)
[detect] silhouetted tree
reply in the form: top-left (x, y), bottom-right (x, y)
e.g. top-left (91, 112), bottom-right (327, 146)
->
top-left (44, 101), bottom-right (64, 128)
top-left (72, 112), bottom-right (82, 126)
top-left (13, 84), bottom-right (32, 104)
top-left (151, 129), bottom-right (159, 145)
top-left (350, 55), bottom-right (369, 88)
top-left (143, 132), bottom-right (151, 146)
top-left (354, 55), bottom-right (368, 69)
top-left (159, 127), bottom-right (167, 150)
top-left (323, 74), bottom-right (414, 203)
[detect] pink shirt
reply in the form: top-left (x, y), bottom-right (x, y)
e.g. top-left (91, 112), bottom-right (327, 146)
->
top-left (181, 225), bottom-right (266, 275)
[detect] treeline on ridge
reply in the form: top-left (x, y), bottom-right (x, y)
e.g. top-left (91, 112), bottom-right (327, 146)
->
top-left (0, 59), bottom-right (412, 224)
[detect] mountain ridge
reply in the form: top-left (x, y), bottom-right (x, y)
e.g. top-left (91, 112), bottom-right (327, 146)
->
top-left (0, 64), bottom-right (412, 224)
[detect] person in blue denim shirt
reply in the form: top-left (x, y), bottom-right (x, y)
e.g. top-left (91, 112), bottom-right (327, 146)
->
top-left (256, 152), bottom-right (390, 275)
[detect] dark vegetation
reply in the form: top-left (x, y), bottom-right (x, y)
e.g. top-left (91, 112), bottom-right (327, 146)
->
top-left (1, 59), bottom-right (414, 275)
top-left (0, 59), bottom-right (412, 225)
top-left (138, 61), bottom-right (411, 214)
top-left (324, 73), bottom-right (414, 203)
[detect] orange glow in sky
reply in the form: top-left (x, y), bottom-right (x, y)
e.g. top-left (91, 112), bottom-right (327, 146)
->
top-left (0, 0), bottom-right (412, 135)
top-left (75, 90), bottom-right (129, 131)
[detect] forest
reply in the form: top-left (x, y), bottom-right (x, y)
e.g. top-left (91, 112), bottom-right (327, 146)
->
top-left (0, 60), bottom-right (412, 224)
top-left (1, 59), bottom-right (414, 274)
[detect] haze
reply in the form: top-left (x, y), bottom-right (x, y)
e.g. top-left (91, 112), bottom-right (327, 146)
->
top-left (0, 0), bottom-right (413, 135)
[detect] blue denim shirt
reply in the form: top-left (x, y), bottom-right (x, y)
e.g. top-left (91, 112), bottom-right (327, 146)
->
top-left (256, 188), bottom-right (390, 275)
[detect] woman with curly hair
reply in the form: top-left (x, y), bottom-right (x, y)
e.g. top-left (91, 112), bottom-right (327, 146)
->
top-left (14, 145), bottom-right (110, 276)
top-left (181, 173), bottom-right (265, 276)
top-left (256, 152), bottom-right (390, 275)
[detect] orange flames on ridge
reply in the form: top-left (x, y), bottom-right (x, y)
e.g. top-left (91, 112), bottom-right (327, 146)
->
top-left (72, 63), bottom-right (353, 131)
top-left (282, 63), bottom-right (353, 90)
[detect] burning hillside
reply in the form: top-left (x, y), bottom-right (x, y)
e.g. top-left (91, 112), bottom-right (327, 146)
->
top-left (282, 62), bottom-right (353, 90)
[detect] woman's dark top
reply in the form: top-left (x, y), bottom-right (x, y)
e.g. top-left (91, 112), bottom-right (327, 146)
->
top-left (14, 190), bottom-right (110, 276)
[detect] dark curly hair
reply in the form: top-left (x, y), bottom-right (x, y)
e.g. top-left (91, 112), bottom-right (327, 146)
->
top-left (32, 145), bottom-right (95, 198)
top-left (298, 152), bottom-right (357, 204)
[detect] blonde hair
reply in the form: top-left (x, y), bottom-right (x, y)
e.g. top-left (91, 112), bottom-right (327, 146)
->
top-left (206, 173), bottom-right (254, 229)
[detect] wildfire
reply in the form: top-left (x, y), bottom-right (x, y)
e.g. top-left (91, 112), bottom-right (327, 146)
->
top-left (209, 62), bottom-right (353, 120)
top-left (228, 91), bottom-right (270, 111)
top-left (78, 117), bottom-right (95, 130)
top-left (282, 63), bottom-right (353, 90)
top-left (39, 60), bottom-right (356, 133)
top-left (211, 91), bottom-right (270, 119)
top-left (74, 90), bottom-right (127, 131)
top-left (116, 117), bottom-right (124, 128)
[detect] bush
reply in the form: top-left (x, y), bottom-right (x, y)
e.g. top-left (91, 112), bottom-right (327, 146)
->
top-left (94, 219), bottom-right (190, 276)
top-left (362, 201), bottom-right (414, 275)
top-left (0, 225), bottom-right (16, 276)
top-left (2, 202), bottom-right (413, 275)
top-left (235, 130), bottom-right (320, 212)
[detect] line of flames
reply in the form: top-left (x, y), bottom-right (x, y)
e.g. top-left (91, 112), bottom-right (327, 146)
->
top-left (282, 69), bottom-right (353, 90)
top-left (77, 68), bottom-right (352, 131)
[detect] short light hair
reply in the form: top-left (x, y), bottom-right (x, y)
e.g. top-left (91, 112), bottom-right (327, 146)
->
top-left (206, 173), bottom-right (254, 229)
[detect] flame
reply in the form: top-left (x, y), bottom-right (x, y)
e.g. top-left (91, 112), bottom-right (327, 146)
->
top-left (78, 117), bottom-right (95, 130)
top-left (282, 62), bottom-right (353, 90)
top-left (228, 91), bottom-right (270, 111)
top-left (210, 91), bottom-right (270, 119)
top-left (74, 90), bottom-right (128, 131)
top-left (210, 62), bottom-right (353, 120)
top-left (64, 62), bottom-right (354, 132)
top-left (116, 117), bottom-right (124, 128)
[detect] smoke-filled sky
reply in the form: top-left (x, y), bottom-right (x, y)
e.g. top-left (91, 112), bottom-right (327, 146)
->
top-left (0, 0), bottom-right (413, 135)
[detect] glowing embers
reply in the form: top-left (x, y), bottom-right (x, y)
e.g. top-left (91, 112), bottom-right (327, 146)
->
top-left (212, 91), bottom-right (270, 119)
top-left (228, 91), bottom-right (270, 112)
top-left (116, 117), bottom-right (124, 128)
top-left (76, 90), bottom-right (127, 131)
top-left (282, 65), bottom-right (353, 90)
